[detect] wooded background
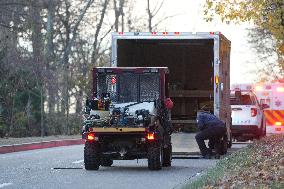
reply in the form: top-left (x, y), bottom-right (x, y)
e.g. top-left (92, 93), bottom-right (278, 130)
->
top-left (0, 0), bottom-right (283, 137)
top-left (0, 0), bottom-right (172, 137)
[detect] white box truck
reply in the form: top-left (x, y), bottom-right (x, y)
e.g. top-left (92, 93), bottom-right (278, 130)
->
top-left (111, 31), bottom-right (232, 146)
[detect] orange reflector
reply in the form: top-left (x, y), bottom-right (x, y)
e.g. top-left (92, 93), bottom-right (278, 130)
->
top-left (275, 122), bottom-right (282, 126)
top-left (275, 128), bottom-right (281, 131)
top-left (276, 87), bottom-right (284, 92)
top-left (255, 85), bottom-right (263, 91)
top-left (87, 133), bottom-right (95, 141)
top-left (147, 133), bottom-right (155, 140)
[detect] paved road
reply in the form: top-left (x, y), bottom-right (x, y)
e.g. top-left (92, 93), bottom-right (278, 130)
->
top-left (0, 133), bottom-right (247, 189)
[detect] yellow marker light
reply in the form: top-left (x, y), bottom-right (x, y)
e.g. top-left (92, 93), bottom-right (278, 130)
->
top-left (215, 75), bottom-right (219, 84)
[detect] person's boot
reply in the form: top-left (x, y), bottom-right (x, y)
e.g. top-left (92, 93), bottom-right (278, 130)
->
top-left (200, 149), bottom-right (212, 159)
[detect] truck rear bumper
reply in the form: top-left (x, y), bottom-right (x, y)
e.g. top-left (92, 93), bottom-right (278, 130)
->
top-left (102, 151), bottom-right (147, 160)
top-left (231, 125), bottom-right (262, 137)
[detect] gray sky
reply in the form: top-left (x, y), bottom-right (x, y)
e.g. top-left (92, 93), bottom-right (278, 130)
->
top-left (135, 0), bottom-right (259, 84)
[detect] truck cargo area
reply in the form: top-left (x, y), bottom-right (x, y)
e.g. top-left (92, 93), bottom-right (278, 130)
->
top-left (117, 39), bottom-right (214, 124)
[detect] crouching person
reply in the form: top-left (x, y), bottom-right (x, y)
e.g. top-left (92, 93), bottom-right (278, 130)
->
top-left (195, 107), bottom-right (226, 159)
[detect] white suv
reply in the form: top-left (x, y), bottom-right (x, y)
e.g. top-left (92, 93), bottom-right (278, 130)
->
top-left (230, 90), bottom-right (266, 141)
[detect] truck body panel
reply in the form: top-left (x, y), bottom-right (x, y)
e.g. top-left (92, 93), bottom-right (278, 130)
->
top-left (111, 32), bottom-right (231, 132)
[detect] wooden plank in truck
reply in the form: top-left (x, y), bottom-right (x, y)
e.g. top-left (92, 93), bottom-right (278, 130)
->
top-left (169, 90), bottom-right (213, 98)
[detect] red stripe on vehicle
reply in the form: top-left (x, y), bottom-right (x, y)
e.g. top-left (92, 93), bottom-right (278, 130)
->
top-left (264, 110), bottom-right (284, 125)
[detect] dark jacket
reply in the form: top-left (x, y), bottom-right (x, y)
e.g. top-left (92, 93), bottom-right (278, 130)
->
top-left (196, 111), bottom-right (225, 131)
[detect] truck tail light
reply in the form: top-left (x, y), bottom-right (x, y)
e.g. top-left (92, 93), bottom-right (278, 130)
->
top-left (251, 108), bottom-right (257, 117)
top-left (146, 132), bottom-right (155, 140)
top-left (87, 133), bottom-right (95, 141)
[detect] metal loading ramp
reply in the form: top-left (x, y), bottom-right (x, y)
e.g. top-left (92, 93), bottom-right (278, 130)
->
top-left (172, 152), bottom-right (201, 159)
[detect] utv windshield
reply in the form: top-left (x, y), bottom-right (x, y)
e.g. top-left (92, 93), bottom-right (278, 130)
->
top-left (96, 72), bottom-right (160, 103)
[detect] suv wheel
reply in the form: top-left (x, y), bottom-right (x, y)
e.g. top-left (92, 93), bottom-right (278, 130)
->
top-left (84, 142), bottom-right (100, 170)
top-left (148, 144), bottom-right (162, 170)
top-left (162, 144), bottom-right (172, 167)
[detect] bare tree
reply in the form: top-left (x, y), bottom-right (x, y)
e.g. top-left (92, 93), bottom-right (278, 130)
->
top-left (59, 0), bottom-right (94, 135)
top-left (113, 0), bottom-right (126, 32)
top-left (91, 0), bottom-right (110, 64)
top-left (146, 0), bottom-right (164, 32)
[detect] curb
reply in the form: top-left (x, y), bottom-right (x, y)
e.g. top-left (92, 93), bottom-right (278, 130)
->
top-left (0, 139), bottom-right (85, 154)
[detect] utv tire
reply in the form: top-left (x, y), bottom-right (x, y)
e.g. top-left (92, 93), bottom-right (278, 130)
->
top-left (162, 144), bottom-right (172, 167)
top-left (101, 158), bottom-right (113, 167)
top-left (84, 142), bottom-right (100, 170)
top-left (148, 145), bottom-right (162, 170)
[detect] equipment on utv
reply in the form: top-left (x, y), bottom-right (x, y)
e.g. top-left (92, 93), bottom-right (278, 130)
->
top-left (82, 67), bottom-right (173, 170)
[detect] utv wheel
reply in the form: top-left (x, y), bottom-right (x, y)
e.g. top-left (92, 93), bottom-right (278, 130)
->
top-left (162, 144), bottom-right (172, 167)
top-left (84, 142), bottom-right (100, 170)
top-left (148, 145), bottom-right (162, 170)
top-left (101, 158), bottom-right (113, 167)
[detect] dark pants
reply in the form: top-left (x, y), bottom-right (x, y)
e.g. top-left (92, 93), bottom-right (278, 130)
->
top-left (195, 126), bottom-right (226, 156)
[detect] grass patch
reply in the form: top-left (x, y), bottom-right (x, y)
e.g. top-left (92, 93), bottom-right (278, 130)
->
top-left (181, 134), bottom-right (284, 189)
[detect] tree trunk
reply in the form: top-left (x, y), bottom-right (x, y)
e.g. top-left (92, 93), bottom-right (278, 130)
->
top-left (40, 85), bottom-right (45, 137)
top-left (46, 0), bottom-right (56, 115)
top-left (9, 93), bottom-right (16, 136)
top-left (76, 90), bottom-right (83, 114)
top-left (147, 0), bottom-right (152, 32)
top-left (91, 0), bottom-right (109, 64)
top-left (31, 0), bottom-right (45, 137)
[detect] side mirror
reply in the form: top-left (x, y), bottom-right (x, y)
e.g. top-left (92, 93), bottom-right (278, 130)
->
top-left (261, 104), bottom-right (269, 109)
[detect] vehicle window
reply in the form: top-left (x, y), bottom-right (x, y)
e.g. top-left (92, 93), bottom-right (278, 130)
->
top-left (230, 97), bottom-right (240, 105)
top-left (230, 94), bottom-right (252, 105)
top-left (241, 95), bottom-right (253, 105)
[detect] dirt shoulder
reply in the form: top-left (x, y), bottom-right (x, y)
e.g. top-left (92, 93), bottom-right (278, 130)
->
top-left (0, 135), bottom-right (81, 146)
top-left (182, 134), bottom-right (284, 189)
